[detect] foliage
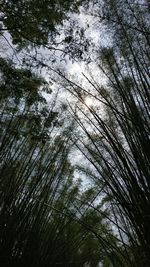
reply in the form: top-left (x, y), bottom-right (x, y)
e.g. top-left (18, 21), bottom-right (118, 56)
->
top-left (1, 0), bottom-right (150, 266)
top-left (0, 0), bottom-right (86, 48)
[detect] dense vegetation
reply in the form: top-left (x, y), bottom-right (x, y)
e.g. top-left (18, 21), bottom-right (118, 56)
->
top-left (0, 1), bottom-right (150, 266)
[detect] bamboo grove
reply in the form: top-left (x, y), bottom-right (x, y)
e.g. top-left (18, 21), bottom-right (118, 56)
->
top-left (0, 0), bottom-right (150, 267)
